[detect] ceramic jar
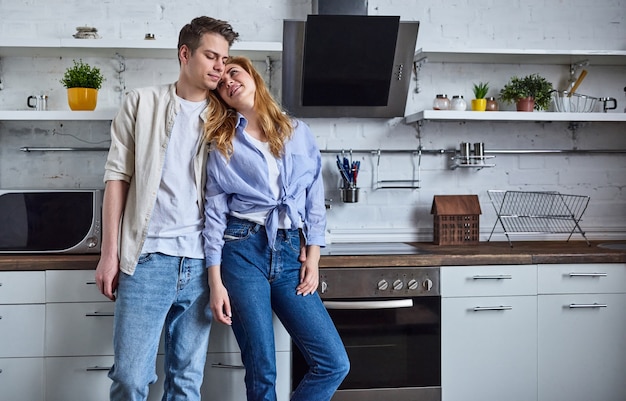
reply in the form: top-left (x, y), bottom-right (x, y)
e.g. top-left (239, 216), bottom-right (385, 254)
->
top-left (433, 94), bottom-right (450, 110)
top-left (451, 95), bottom-right (467, 111)
top-left (486, 96), bottom-right (499, 111)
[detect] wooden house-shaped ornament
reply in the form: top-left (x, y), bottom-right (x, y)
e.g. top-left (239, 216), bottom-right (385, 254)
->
top-left (431, 195), bottom-right (481, 245)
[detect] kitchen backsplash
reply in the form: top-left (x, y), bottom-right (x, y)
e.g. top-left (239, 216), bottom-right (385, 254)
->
top-left (0, 0), bottom-right (625, 243)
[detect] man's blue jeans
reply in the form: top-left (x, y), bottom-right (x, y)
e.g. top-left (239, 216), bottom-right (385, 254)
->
top-left (221, 217), bottom-right (350, 401)
top-left (109, 253), bottom-right (211, 401)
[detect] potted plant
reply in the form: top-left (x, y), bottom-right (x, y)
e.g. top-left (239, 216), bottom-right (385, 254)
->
top-left (471, 82), bottom-right (489, 111)
top-left (60, 59), bottom-right (104, 111)
top-left (499, 74), bottom-right (553, 112)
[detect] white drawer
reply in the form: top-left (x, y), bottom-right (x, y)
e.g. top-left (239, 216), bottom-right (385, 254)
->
top-left (45, 356), bottom-right (115, 401)
top-left (202, 351), bottom-right (291, 401)
top-left (45, 302), bottom-right (115, 356)
top-left (0, 271), bottom-right (45, 304)
top-left (46, 270), bottom-right (109, 303)
top-left (538, 263), bottom-right (626, 294)
top-left (0, 357), bottom-right (45, 401)
top-left (441, 265), bottom-right (537, 297)
top-left (0, 304), bottom-right (45, 357)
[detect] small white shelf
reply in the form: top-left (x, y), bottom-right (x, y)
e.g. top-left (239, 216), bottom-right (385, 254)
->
top-left (414, 48), bottom-right (626, 66)
top-left (405, 110), bottom-right (626, 124)
top-left (0, 110), bottom-right (117, 121)
top-left (0, 38), bottom-right (282, 59)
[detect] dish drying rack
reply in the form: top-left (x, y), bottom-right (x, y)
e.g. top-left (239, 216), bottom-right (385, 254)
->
top-left (487, 190), bottom-right (590, 247)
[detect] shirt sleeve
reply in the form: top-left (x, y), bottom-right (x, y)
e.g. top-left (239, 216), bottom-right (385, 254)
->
top-left (202, 151), bottom-right (230, 267)
top-left (103, 90), bottom-right (137, 183)
top-left (300, 122), bottom-right (327, 247)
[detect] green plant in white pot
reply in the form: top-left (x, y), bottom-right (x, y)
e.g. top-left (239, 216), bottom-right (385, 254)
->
top-left (60, 59), bottom-right (104, 111)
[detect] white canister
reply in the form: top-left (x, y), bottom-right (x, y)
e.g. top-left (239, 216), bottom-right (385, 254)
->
top-left (451, 95), bottom-right (467, 111)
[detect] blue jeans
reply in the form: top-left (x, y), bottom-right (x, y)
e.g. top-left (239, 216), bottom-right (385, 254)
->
top-left (109, 253), bottom-right (211, 401)
top-left (221, 217), bottom-right (350, 401)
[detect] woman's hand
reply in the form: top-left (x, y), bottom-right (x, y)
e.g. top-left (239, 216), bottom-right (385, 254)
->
top-left (208, 265), bottom-right (232, 325)
top-left (296, 245), bottom-right (320, 296)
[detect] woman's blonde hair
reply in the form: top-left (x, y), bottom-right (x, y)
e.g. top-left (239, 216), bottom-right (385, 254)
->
top-left (204, 56), bottom-right (293, 159)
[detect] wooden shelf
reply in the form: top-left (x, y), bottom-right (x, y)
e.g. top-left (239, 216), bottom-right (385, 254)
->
top-left (414, 48), bottom-right (626, 66)
top-left (0, 38), bottom-right (282, 59)
top-left (405, 110), bottom-right (626, 124)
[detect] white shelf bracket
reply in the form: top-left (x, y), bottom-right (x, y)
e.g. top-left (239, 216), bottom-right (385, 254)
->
top-left (412, 57), bottom-right (427, 93)
top-left (115, 53), bottom-right (127, 103)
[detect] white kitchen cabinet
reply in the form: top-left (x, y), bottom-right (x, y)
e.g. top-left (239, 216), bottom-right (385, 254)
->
top-left (441, 264), bottom-right (538, 401)
top-left (0, 358), bottom-right (45, 401)
top-left (45, 270), bottom-right (291, 401)
top-left (538, 263), bottom-right (626, 401)
top-left (0, 271), bottom-right (46, 401)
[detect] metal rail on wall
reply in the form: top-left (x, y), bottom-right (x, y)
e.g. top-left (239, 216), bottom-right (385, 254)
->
top-left (320, 147), bottom-right (626, 189)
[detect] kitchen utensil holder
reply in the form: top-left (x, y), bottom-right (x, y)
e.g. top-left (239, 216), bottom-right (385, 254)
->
top-left (486, 190), bottom-right (591, 247)
top-left (340, 187), bottom-right (359, 203)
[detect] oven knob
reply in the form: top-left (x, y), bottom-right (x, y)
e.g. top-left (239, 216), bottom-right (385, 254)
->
top-left (393, 279), bottom-right (403, 290)
top-left (407, 279), bottom-right (419, 290)
top-left (377, 279), bottom-right (389, 291)
top-left (423, 278), bottom-right (433, 291)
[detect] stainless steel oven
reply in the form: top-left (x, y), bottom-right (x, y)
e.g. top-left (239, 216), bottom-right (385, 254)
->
top-left (292, 265), bottom-right (441, 401)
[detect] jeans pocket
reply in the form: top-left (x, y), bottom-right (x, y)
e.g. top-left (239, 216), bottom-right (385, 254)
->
top-left (137, 252), bottom-right (154, 264)
top-left (286, 229), bottom-right (303, 254)
top-left (223, 219), bottom-right (260, 243)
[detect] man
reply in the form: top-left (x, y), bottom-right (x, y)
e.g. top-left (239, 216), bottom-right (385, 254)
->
top-left (94, 16), bottom-right (239, 401)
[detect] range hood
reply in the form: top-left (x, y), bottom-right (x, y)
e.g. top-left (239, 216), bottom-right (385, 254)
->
top-left (282, 14), bottom-right (419, 118)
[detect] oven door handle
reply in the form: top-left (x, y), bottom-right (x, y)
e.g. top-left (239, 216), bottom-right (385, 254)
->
top-left (323, 299), bottom-right (414, 310)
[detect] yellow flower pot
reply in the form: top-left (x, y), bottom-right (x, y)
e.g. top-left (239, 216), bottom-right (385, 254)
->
top-left (67, 87), bottom-right (98, 111)
top-left (471, 98), bottom-right (487, 111)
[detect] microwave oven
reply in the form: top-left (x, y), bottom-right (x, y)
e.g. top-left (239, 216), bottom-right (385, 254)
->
top-left (0, 189), bottom-right (102, 254)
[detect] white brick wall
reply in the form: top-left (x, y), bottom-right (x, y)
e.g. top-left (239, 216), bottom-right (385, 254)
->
top-left (0, 0), bottom-right (625, 242)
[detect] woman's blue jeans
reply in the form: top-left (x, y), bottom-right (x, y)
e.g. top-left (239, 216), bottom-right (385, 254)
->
top-left (221, 217), bottom-right (350, 401)
top-left (109, 253), bottom-right (212, 401)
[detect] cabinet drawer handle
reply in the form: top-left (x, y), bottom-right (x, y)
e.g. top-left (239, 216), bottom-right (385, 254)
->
top-left (568, 273), bottom-right (607, 277)
top-left (472, 275), bottom-right (512, 280)
top-left (473, 306), bottom-right (513, 311)
top-left (85, 312), bottom-right (114, 317)
top-left (211, 362), bottom-right (245, 370)
top-left (86, 366), bottom-right (112, 371)
top-left (85, 281), bottom-right (97, 285)
top-left (568, 303), bottom-right (608, 309)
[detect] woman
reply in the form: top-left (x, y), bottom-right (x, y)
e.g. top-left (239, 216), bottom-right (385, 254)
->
top-left (202, 56), bottom-right (349, 401)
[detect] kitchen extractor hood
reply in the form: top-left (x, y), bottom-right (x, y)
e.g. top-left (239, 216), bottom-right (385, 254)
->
top-left (282, 15), bottom-right (419, 118)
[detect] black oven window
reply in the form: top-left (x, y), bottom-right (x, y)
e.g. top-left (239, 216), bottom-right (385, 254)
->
top-left (292, 296), bottom-right (441, 390)
top-left (0, 192), bottom-right (93, 251)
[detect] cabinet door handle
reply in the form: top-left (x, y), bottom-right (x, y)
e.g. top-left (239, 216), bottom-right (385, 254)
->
top-left (86, 366), bottom-right (112, 371)
top-left (85, 312), bottom-right (114, 317)
top-left (473, 306), bottom-right (513, 311)
top-left (568, 273), bottom-right (607, 277)
top-left (568, 303), bottom-right (608, 309)
top-left (211, 362), bottom-right (245, 370)
top-left (472, 275), bottom-right (512, 280)
top-left (85, 281), bottom-right (97, 285)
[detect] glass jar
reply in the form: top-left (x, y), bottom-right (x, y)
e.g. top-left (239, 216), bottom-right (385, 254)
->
top-left (433, 94), bottom-right (450, 110)
top-left (450, 95), bottom-right (467, 111)
top-left (486, 96), bottom-right (499, 111)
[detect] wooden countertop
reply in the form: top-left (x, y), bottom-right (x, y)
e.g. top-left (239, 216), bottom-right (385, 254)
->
top-left (1, 240), bottom-right (624, 271)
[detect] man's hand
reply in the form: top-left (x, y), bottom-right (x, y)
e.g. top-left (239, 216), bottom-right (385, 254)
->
top-left (95, 256), bottom-right (120, 301)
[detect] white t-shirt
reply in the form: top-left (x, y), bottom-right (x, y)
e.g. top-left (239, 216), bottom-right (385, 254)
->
top-left (142, 96), bottom-right (207, 258)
